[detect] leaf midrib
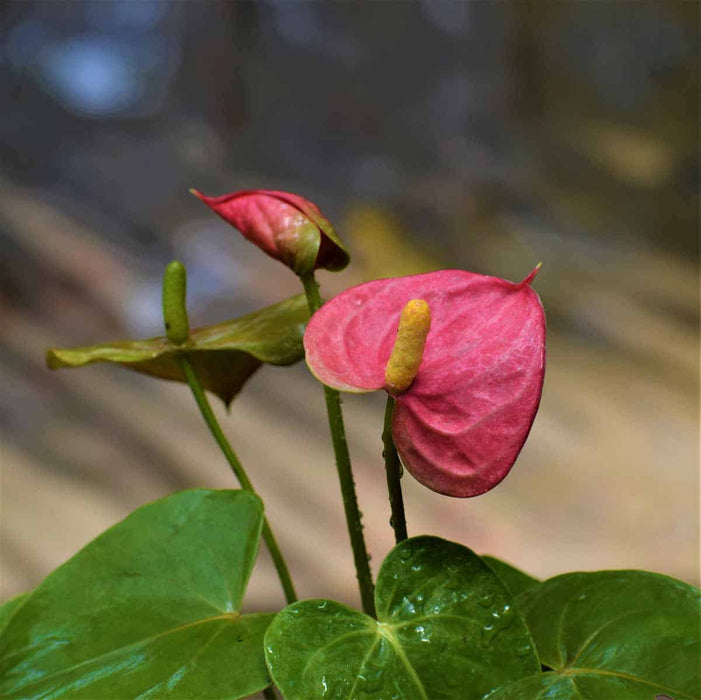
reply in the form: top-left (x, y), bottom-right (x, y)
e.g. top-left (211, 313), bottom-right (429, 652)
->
top-left (379, 625), bottom-right (429, 700)
top-left (6, 612), bottom-right (257, 694)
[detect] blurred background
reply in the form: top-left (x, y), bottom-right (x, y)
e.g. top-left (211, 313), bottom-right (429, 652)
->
top-left (1, 1), bottom-right (698, 615)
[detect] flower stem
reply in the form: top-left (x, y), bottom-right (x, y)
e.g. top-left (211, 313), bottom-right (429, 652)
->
top-left (176, 354), bottom-right (297, 606)
top-left (382, 396), bottom-right (408, 543)
top-left (301, 273), bottom-right (376, 618)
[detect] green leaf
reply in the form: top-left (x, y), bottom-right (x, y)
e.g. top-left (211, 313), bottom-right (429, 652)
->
top-left (265, 536), bottom-right (540, 699)
top-left (487, 570), bottom-right (701, 699)
top-left (481, 556), bottom-right (539, 599)
top-left (46, 294), bottom-right (310, 406)
top-left (0, 489), bottom-right (274, 699)
top-left (0, 594), bottom-right (29, 633)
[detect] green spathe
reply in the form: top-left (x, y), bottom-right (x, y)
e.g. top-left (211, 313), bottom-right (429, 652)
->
top-left (487, 570), bottom-right (701, 699)
top-left (0, 490), bottom-right (274, 699)
top-left (46, 294), bottom-right (309, 407)
top-left (265, 536), bottom-right (540, 699)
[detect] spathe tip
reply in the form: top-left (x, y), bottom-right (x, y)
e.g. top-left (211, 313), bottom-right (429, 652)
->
top-left (520, 262), bottom-right (542, 287)
top-left (188, 187), bottom-right (204, 200)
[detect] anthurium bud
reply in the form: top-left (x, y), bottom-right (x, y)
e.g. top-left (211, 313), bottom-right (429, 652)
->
top-left (190, 189), bottom-right (349, 277)
top-left (384, 299), bottom-right (431, 394)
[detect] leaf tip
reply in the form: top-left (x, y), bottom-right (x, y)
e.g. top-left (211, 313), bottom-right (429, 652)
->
top-left (520, 263), bottom-right (542, 287)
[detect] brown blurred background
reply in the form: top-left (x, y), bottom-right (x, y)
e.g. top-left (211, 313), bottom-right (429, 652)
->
top-left (1, 1), bottom-right (698, 615)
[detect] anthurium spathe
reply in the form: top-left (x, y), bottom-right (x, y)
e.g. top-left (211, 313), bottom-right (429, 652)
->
top-left (191, 189), bottom-right (349, 276)
top-left (303, 268), bottom-right (546, 497)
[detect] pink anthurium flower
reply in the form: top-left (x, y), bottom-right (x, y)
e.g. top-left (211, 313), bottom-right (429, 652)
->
top-left (303, 268), bottom-right (546, 497)
top-left (190, 189), bottom-right (349, 276)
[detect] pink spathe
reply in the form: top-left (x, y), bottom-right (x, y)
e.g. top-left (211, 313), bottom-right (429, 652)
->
top-left (190, 189), bottom-right (348, 275)
top-left (304, 268), bottom-right (546, 498)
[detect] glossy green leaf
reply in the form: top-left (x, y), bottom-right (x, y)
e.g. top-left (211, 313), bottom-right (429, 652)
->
top-left (265, 536), bottom-right (540, 699)
top-left (46, 294), bottom-right (309, 406)
top-left (0, 594), bottom-right (29, 633)
top-left (481, 556), bottom-right (539, 599)
top-left (487, 570), bottom-right (701, 699)
top-left (0, 489), bottom-right (274, 699)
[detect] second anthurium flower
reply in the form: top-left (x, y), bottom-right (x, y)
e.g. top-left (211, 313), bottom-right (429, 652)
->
top-left (304, 268), bottom-right (546, 498)
top-left (191, 189), bottom-right (349, 277)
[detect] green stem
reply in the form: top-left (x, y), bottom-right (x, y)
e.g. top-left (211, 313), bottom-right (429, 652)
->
top-left (382, 396), bottom-right (408, 543)
top-left (301, 273), bottom-right (376, 618)
top-left (177, 354), bottom-right (297, 606)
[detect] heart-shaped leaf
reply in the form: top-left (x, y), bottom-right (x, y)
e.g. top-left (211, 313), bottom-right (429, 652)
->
top-left (487, 570), bottom-right (700, 699)
top-left (265, 536), bottom-right (540, 699)
top-left (481, 556), bottom-right (539, 599)
top-left (0, 489), bottom-right (274, 699)
top-left (46, 294), bottom-right (309, 406)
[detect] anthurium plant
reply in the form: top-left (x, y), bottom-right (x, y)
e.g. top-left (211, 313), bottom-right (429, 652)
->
top-left (1, 189), bottom-right (698, 700)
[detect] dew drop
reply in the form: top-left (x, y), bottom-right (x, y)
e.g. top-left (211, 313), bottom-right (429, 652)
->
top-left (477, 592), bottom-right (494, 608)
top-left (397, 595), bottom-right (417, 616)
top-left (481, 602), bottom-right (516, 646)
top-left (415, 622), bottom-right (432, 642)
